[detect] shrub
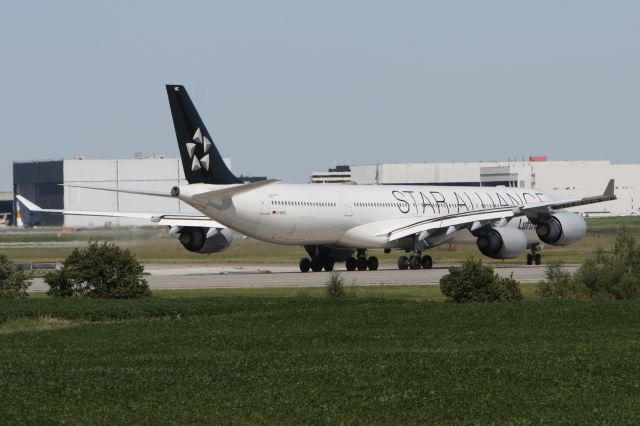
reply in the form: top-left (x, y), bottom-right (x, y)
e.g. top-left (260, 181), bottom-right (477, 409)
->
top-left (44, 269), bottom-right (75, 298)
top-left (0, 254), bottom-right (31, 298)
top-left (574, 228), bottom-right (640, 300)
top-left (538, 228), bottom-right (640, 300)
top-left (45, 241), bottom-right (151, 299)
top-left (440, 258), bottom-right (523, 303)
top-left (326, 271), bottom-right (346, 298)
top-left (537, 262), bottom-right (585, 300)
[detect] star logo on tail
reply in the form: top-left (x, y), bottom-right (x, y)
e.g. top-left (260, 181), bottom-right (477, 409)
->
top-left (187, 128), bottom-right (212, 171)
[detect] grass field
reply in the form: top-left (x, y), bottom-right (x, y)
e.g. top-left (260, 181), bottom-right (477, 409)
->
top-left (1, 291), bottom-right (640, 424)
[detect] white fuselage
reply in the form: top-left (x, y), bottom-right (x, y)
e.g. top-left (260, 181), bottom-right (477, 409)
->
top-left (177, 183), bottom-right (551, 250)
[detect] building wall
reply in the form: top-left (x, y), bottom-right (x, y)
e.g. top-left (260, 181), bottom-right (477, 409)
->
top-left (13, 160), bottom-right (64, 226)
top-left (0, 192), bottom-right (12, 224)
top-left (351, 162), bottom-right (488, 186)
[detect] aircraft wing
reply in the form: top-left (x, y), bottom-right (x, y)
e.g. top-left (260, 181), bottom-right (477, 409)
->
top-left (15, 195), bottom-right (225, 229)
top-left (383, 180), bottom-right (616, 242)
top-left (381, 208), bottom-right (516, 241)
top-left (514, 179), bottom-right (616, 217)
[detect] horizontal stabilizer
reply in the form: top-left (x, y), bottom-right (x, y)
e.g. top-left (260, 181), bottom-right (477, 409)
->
top-left (189, 178), bottom-right (280, 200)
top-left (61, 184), bottom-right (174, 198)
top-left (16, 195), bottom-right (225, 229)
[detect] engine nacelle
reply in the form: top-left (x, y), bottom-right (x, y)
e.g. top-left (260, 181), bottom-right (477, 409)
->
top-left (536, 212), bottom-right (586, 246)
top-left (178, 227), bottom-right (233, 254)
top-left (476, 226), bottom-right (527, 259)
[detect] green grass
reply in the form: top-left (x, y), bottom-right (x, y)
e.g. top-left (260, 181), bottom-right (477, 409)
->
top-left (585, 215), bottom-right (640, 231)
top-left (1, 293), bottom-right (640, 424)
top-left (0, 235), bottom-right (614, 265)
top-left (2, 217), bottom-right (640, 265)
top-left (150, 283), bottom-right (540, 301)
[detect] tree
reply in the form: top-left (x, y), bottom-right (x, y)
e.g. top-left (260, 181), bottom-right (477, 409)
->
top-left (440, 258), bottom-right (523, 303)
top-left (45, 241), bottom-right (151, 298)
top-left (0, 254), bottom-right (31, 298)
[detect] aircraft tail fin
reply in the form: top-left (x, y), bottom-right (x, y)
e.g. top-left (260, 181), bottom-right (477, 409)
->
top-left (165, 85), bottom-right (242, 185)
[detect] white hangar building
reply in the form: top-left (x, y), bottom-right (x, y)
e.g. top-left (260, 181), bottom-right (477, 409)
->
top-left (13, 156), bottom-right (235, 227)
top-left (348, 157), bottom-right (639, 216)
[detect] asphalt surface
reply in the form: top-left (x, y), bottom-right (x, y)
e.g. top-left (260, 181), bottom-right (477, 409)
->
top-left (28, 263), bottom-right (578, 291)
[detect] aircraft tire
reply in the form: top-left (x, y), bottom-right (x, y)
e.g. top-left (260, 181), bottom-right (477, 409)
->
top-left (409, 255), bottom-right (421, 270)
top-left (421, 255), bottom-right (433, 269)
top-left (345, 257), bottom-right (357, 271)
top-left (356, 257), bottom-right (368, 271)
top-left (311, 257), bottom-right (323, 272)
top-left (323, 258), bottom-right (335, 272)
top-left (526, 254), bottom-right (533, 265)
top-left (534, 254), bottom-right (542, 265)
top-left (299, 257), bottom-right (311, 273)
top-left (398, 256), bottom-right (409, 270)
top-left (367, 256), bottom-right (379, 271)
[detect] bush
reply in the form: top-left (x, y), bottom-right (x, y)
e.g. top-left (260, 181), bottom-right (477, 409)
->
top-left (326, 271), bottom-right (346, 298)
top-left (440, 258), bottom-right (523, 303)
top-left (537, 262), bottom-right (585, 300)
top-left (538, 228), bottom-right (640, 300)
top-left (0, 254), bottom-right (31, 298)
top-left (575, 228), bottom-right (640, 299)
top-left (45, 241), bottom-right (151, 299)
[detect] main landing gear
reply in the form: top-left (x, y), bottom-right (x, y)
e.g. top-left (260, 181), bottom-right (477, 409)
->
top-left (300, 245), bottom-right (350, 272)
top-left (526, 244), bottom-right (542, 265)
top-left (300, 250), bottom-right (378, 272)
top-left (299, 256), bottom-right (335, 272)
top-left (397, 254), bottom-right (433, 270)
top-left (345, 249), bottom-right (378, 271)
top-left (526, 253), bottom-right (542, 266)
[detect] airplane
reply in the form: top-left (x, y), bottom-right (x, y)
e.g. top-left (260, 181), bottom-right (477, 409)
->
top-left (17, 84), bottom-right (617, 272)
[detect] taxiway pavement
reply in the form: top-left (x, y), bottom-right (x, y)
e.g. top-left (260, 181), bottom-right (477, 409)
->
top-left (28, 263), bottom-right (577, 291)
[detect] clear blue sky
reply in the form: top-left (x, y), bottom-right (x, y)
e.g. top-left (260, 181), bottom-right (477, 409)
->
top-left (1, 1), bottom-right (638, 190)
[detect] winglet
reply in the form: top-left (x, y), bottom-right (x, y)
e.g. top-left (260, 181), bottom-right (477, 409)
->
top-left (16, 195), bottom-right (43, 212)
top-left (604, 179), bottom-right (615, 197)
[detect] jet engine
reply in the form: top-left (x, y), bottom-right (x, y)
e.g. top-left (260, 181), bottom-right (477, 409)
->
top-left (475, 226), bottom-right (527, 259)
top-left (177, 227), bottom-right (233, 254)
top-left (535, 212), bottom-right (586, 246)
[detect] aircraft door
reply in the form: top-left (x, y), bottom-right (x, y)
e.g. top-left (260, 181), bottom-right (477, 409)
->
top-left (340, 193), bottom-right (353, 216)
top-left (259, 194), bottom-right (271, 215)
